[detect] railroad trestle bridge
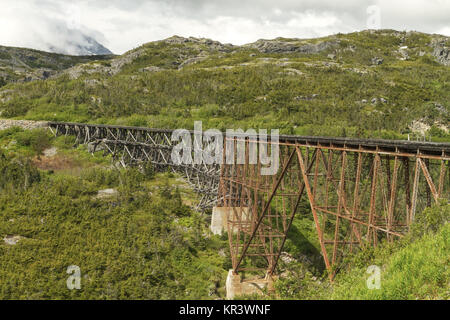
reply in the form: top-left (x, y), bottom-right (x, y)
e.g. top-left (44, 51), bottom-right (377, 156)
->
top-left (49, 121), bottom-right (450, 281)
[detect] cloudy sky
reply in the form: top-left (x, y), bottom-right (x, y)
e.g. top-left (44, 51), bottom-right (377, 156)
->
top-left (0, 0), bottom-right (449, 55)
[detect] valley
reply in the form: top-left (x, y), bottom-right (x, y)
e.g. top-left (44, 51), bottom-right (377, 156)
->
top-left (0, 30), bottom-right (449, 300)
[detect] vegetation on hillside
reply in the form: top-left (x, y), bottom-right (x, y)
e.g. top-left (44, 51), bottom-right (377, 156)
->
top-left (0, 127), bottom-right (447, 300)
top-left (274, 201), bottom-right (449, 300)
top-left (0, 129), bottom-right (230, 299)
top-left (0, 45), bottom-right (113, 83)
top-left (0, 30), bottom-right (448, 141)
top-left (0, 30), bottom-right (448, 300)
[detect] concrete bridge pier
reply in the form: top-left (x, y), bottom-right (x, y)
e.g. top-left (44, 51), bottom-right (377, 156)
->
top-left (225, 270), bottom-right (276, 300)
top-left (210, 207), bottom-right (229, 235)
top-left (211, 207), bottom-right (276, 299)
top-left (210, 206), bottom-right (250, 235)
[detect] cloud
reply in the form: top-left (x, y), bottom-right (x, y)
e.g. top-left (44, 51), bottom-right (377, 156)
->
top-left (0, 1), bottom-right (110, 54)
top-left (0, 0), bottom-right (448, 55)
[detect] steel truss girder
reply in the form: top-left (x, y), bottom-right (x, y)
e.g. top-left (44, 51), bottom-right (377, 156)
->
top-left (49, 122), bottom-right (221, 211)
top-left (48, 122), bottom-right (450, 278)
top-left (220, 139), bottom-right (449, 279)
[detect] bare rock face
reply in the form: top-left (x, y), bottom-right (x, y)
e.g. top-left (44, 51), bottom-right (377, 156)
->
top-left (66, 48), bottom-right (146, 79)
top-left (178, 56), bottom-right (208, 69)
top-left (283, 68), bottom-right (304, 76)
top-left (327, 53), bottom-right (336, 59)
top-left (163, 36), bottom-right (235, 52)
top-left (22, 69), bottom-right (55, 82)
top-left (139, 66), bottom-right (163, 72)
top-left (96, 188), bottom-right (119, 199)
top-left (280, 252), bottom-right (297, 264)
top-left (246, 39), bottom-right (339, 54)
top-left (432, 43), bottom-right (450, 66)
top-left (43, 147), bottom-right (57, 157)
top-left (3, 235), bottom-right (25, 246)
top-left (371, 57), bottom-right (384, 65)
top-left (410, 120), bottom-right (431, 136)
top-left (87, 140), bottom-right (107, 153)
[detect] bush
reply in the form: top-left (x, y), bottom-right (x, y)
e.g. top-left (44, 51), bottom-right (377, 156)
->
top-left (409, 200), bottom-right (450, 239)
top-left (428, 125), bottom-right (449, 139)
top-left (0, 160), bottom-right (227, 299)
top-left (0, 150), bottom-right (41, 190)
top-left (50, 175), bottom-right (97, 198)
top-left (81, 167), bottom-right (121, 187)
top-left (0, 126), bottom-right (24, 139)
top-left (15, 129), bottom-right (52, 157)
top-left (1, 98), bottom-right (32, 117)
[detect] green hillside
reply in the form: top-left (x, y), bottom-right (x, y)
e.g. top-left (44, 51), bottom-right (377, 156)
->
top-left (0, 128), bottom-right (229, 299)
top-left (0, 45), bottom-right (113, 84)
top-left (0, 30), bottom-right (449, 141)
top-left (274, 202), bottom-right (449, 300)
top-left (0, 30), bottom-right (449, 300)
top-left (1, 128), bottom-right (447, 300)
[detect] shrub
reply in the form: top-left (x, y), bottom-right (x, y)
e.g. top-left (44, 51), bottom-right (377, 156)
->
top-left (81, 167), bottom-right (121, 187)
top-left (0, 150), bottom-right (41, 190)
top-left (409, 200), bottom-right (450, 239)
top-left (15, 129), bottom-right (52, 157)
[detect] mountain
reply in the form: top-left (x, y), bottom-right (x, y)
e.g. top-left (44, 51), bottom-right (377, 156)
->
top-left (0, 30), bottom-right (449, 141)
top-left (0, 45), bottom-right (114, 83)
top-left (47, 33), bottom-right (113, 56)
top-left (0, 30), bottom-right (449, 300)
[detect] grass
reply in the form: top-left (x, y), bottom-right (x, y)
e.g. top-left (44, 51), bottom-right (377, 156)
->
top-left (0, 129), bottom-right (230, 299)
top-left (329, 223), bottom-right (449, 300)
top-left (273, 202), bottom-right (450, 300)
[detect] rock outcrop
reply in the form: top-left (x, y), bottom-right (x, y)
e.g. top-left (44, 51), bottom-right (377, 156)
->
top-left (0, 119), bottom-right (48, 130)
top-left (163, 35), bottom-right (235, 52)
top-left (3, 235), bottom-right (25, 246)
top-left (432, 42), bottom-right (450, 66)
top-left (371, 57), bottom-right (384, 65)
top-left (246, 38), bottom-right (339, 54)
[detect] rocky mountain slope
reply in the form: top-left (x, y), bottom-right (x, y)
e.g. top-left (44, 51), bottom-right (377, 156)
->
top-left (60, 30), bottom-right (450, 77)
top-left (0, 45), bottom-right (114, 84)
top-left (0, 29), bottom-right (449, 140)
top-left (47, 33), bottom-right (113, 56)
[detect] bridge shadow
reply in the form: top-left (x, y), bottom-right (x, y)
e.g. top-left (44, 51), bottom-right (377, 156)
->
top-left (286, 223), bottom-right (326, 275)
